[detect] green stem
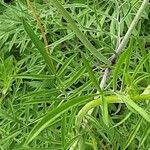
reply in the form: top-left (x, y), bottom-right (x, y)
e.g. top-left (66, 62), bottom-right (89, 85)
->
top-left (76, 94), bottom-right (150, 127)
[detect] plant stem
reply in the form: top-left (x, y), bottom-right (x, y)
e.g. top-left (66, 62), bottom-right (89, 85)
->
top-left (76, 93), bottom-right (150, 127)
top-left (27, 0), bottom-right (50, 53)
top-left (101, 0), bottom-right (149, 89)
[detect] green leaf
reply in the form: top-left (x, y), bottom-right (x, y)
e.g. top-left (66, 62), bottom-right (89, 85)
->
top-left (57, 54), bottom-right (76, 76)
top-left (49, 0), bottom-right (110, 65)
top-left (20, 88), bottom-right (59, 99)
top-left (132, 53), bottom-right (150, 80)
top-left (24, 94), bottom-right (96, 145)
top-left (113, 38), bottom-right (133, 91)
top-left (22, 19), bottom-right (55, 74)
top-left (77, 52), bottom-right (107, 127)
top-left (65, 66), bottom-right (86, 88)
top-left (139, 39), bottom-right (150, 73)
top-left (82, 55), bottom-right (101, 93)
top-left (121, 38), bottom-right (133, 90)
top-left (123, 118), bottom-right (143, 150)
top-left (134, 73), bottom-right (150, 85)
top-left (86, 115), bottom-right (111, 144)
top-left (113, 51), bottom-right (127, 91)
top-left (50, 32), bottom-right (75, 49)
top-left (61, 113), bottom-right (66, 148)
top-left (22, 98), bottom-right (62, 105)
top-left (0, 128), bottom-right (23, 144)
top-left (13, 74), bottom-right (55, 80)
top-left (64, 135), bottom-right (81, 150)
top-left (117, 94), bottom-right (150, 123)
top-left (112, 112), bottom-right (132, 128)
top-left (138, 124), bottom-right (150, 148)
top-left (101, 95), bottom-right (109, 127)
top-left (71, 80), bottom-right (92, 97)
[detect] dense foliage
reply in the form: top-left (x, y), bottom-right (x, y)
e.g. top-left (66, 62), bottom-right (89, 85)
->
top-left (0, 0), bottom-right (150, 149)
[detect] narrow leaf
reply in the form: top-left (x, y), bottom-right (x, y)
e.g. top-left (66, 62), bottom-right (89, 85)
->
top-left (49, 0), bottom-right (110, 65)
top-left (22, 19), bottom-right (55, 74)
top-left (113, 51), bottom-right (127, 91)
top-left (57, 54), bottom-right (76, 76)
top-left (82, 55), bottom-right (101, 93)
top-left (13, 74), bottom-right (55, 80)
top-left (132, 53), bottom-right (150, 80)
top-left (101, 95), bottom-right (109, 127)
top-left (118, 94), bottom-right (150, 123)
top-left (112, 112), bottom-right (132, 128)
top-left (123, 118), bottom-right (143, 150)
top-left (138, 124), bottom-right (150, 148)
top-left (24, 94), bottom-right (96, 145)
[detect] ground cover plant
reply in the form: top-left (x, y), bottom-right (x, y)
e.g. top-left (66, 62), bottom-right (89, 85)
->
top-left (0, 0), bottom-right (150, 149)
